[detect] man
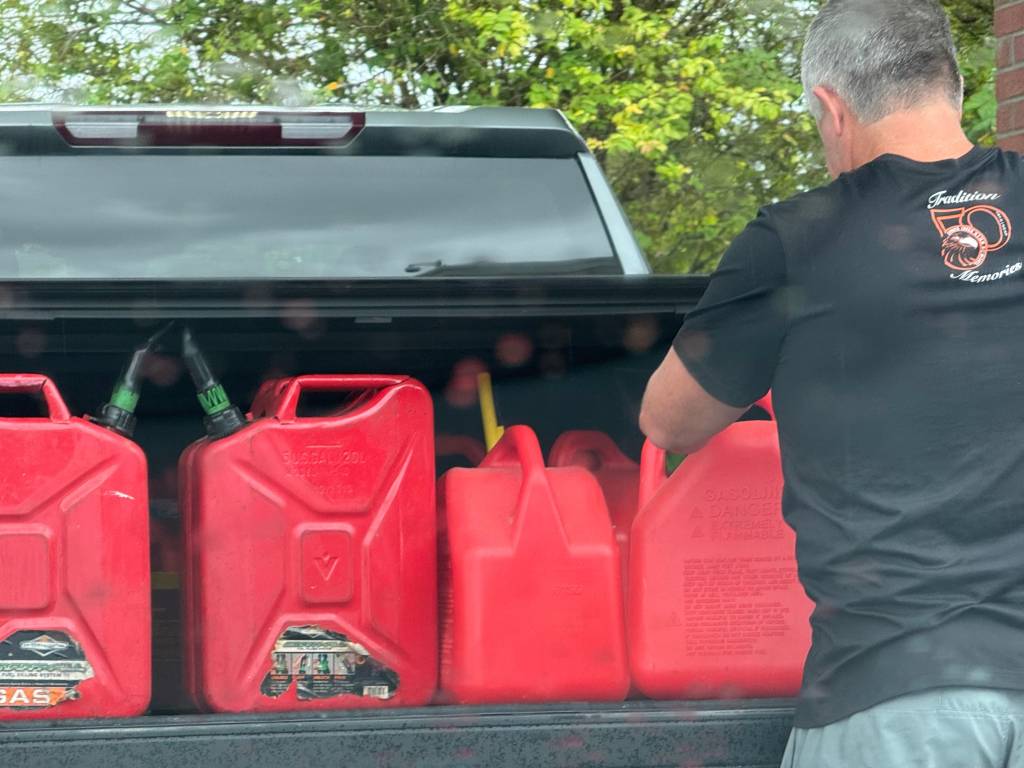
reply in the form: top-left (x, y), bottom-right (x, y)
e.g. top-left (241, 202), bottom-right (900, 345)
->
top-left (640, 1), bottom-right (1024, 765)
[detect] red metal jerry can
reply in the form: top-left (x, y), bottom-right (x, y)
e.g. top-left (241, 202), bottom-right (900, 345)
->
top-left (629, 395), bottom-right (813, 699)
top-left (548, 431), bottom-right (640, 592)
top-left (181, 375), bottom-right (437, 713)
top-left (439, 425), bottom-right (629, 704)
top-left (0, 374), bottom-right (150, 719)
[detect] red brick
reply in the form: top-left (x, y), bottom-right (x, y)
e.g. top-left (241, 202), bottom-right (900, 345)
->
top-left (1008, 99), bottom-right (1023, 132)
top-left (998, 132), bottom-right (1024, 153)
top-left (1014, 102), bottom-right (1024, 132)
top-left (1000, 37), bottom-right (1015, 68)
top-left (998, 0), bottom-right (1021, 8)
top-left (998, 67), bottom-right (1024, 101)
top-left (1014, 33), bottom-right (1024, 65)
top-left (998, 98), bottom-right (1024, 133)
top-left (996, 1), bottom-right (1024, 36)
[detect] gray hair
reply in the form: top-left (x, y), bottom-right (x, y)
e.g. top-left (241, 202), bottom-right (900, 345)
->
top-left (801, 0), bottom-right (963, 124)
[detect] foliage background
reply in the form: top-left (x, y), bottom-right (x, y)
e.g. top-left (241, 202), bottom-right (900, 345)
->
top-left (0, 0), bottom-right (996, 272)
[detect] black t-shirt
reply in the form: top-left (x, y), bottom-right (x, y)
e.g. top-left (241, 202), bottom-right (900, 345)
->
top-left (675, 146), bottom-right (1024, 728)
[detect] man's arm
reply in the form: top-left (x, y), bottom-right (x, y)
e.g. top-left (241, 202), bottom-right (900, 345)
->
top-left (639, 348), bottom-right (747, 455)
top-left (639, 212), bottom-right (788, 453)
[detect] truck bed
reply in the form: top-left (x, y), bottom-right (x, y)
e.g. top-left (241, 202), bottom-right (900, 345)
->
top-left (0, 700), bottom-right (794, 767)
top-left (0, 276), bottom-right (796, 766)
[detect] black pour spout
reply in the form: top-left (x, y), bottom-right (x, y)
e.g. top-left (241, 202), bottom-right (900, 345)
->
top-left (95, 322), bottom-right (177, 438)
top-left (181, 326), bottom-right (246, 440)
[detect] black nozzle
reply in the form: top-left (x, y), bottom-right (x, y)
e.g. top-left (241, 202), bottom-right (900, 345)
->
top-left (182, 326), bottom-right (246, 440)
top-left (95, 322), bottom-right (177, 438)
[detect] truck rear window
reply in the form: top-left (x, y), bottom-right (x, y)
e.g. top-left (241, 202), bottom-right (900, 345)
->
top-left (0, 155), bottom-right (619, 279)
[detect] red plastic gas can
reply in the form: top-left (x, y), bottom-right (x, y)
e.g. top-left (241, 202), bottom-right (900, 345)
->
top-left (548, 432), bottom-right (639, 590)
top-left (181, 375), bottom-right (436, 713)
top-left (439, 425), bottom-right (629, 703)
top-left (0, 374), bottom-right (150, 719)
top-left (629, 396), bottom-right (813, 699)
top-left (436, 434), bottom-right (487, 468)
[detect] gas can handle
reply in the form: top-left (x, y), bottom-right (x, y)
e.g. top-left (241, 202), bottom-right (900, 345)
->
top-left (249, 378), bottom-right (292, 419)
top-left (274, 374), bottom-right (408, 423)
top-left (0, 374), bottom-right (72, 422)
top-left (637, 391), bottom-right (774, 508)
top-left (754, 392), bottom-right (775, 419)
top-left (481, 425), bottom-right (548, 478)
top-left (548, 431), bottom-right (632, 470)
top-left (638, 440), bottom-right (667, 509)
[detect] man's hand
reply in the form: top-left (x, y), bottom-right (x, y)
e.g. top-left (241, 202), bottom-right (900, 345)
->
top-left (639, 349), bottom-right (749, 455)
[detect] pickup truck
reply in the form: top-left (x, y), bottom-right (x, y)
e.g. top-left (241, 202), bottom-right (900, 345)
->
top-left (0, 104), bottom-right (794, 768)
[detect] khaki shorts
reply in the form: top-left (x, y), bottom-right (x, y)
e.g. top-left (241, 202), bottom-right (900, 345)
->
top-left (782, 687), bottom-right (1024, 768)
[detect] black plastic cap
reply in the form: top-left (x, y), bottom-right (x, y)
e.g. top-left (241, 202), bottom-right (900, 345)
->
top-left (203, 405), bottom-right (246, 440)
top-left (95, 403), bottom-right (138, 438)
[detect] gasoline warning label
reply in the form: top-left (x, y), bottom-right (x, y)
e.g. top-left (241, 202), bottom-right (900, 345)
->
top-left (0, 630), bottom-right (94, 708)
top-left (259, 625), bottom-right (399, 701)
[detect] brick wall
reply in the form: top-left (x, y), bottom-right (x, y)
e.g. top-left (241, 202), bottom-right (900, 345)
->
top-left (997, 0), bottom-right (1024, 150)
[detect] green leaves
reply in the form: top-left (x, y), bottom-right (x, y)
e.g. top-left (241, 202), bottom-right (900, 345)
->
top-left (0, 0), bottom-right (996, 273)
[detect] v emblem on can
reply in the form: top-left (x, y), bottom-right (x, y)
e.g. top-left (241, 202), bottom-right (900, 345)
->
top-left (314, 553), bottom-right (339, 581)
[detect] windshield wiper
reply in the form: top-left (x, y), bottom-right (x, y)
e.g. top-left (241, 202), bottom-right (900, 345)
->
top-left (403, 257), bottom-right (622, 278)
top-left (404, 260), bottom-right (444, 275)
